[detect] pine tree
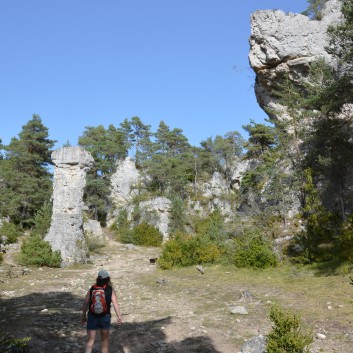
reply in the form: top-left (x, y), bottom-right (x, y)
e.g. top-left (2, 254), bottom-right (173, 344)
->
top-left (78, 124), bottom-right (127, 224)
top-left (118, 116), bottom-right (152, 166)
top-left (302, 0), bottom-right (330, 19)
top-left (0, 115), bottom-right (56, 226)
top-left (143, 121), bottom-right (192, 196)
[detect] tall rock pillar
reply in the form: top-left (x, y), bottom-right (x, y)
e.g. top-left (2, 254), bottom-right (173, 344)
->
top-left (45, 146), bottom-right (94, 265)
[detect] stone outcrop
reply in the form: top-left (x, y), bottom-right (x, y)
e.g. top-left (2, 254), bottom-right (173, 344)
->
top-left (110, 157), bottom-right (140, 205)
top-left (45, 147), bottom-right (94, 265)
top-left (83, 219), bottom-right (105, 247)
top-left (135, 197), bottom-right (171, 238)
top-left (109, 157), bottom-right (250, 237)
top-left (248, 0), bottom-right (343, 119)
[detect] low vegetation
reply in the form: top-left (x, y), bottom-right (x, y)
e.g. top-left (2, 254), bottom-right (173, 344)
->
top-left (19, 234), bottom-right (61, 268)
top-left (267, 305), bottom-right (313, 353)
top-left (0, 336), bottom-right (31, 353)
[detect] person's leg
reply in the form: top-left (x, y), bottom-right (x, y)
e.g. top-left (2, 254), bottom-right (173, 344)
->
top-left (100, 329), bottom-right (110, 353)
top-left (85, 330), bottom-right (97, 353)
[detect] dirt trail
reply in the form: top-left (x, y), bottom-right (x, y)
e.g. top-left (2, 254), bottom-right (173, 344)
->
top-left (1, 238), bottom-right (353, 353)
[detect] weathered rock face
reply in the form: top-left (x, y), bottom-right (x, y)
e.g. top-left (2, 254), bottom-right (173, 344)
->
top-left (135, 197), bottom-right (171, 238)
top-left (83, 219), bottom-right (105, 247)
top-left (249, 0), bottom-right (343, 119)
top-left (110, 157), bottom-right (140, 205)
top-left (109, 157), bottom-right (251, 237)
top-left (45, 147), bottom-right (94, 265)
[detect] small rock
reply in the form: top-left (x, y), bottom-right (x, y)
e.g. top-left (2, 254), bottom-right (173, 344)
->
top-left (196, 265), bottom-right (205, 274)
top-left (241, 335), bottom-right (266, 353)
top-left (231, 306), bottom-right (248, 315)
top-left (125, 244), bottom-right (135, 251)
top-left (316, 333), bottom-right (326, 340)
top-left (41, 308), bottom-right (48, 313)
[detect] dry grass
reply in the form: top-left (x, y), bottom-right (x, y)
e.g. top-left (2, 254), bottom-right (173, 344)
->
top-left (1, 240), bottom-right (353, 352)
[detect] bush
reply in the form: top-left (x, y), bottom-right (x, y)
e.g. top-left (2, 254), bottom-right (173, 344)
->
top-left (84, 231), bottom-right (105, 251)
top-left (267, 305), bottom-right (313, 353)
top-left (194, 210), bottom-right (228, 245)
top-left (169, 196), bottom-right (186, 234)
top-left (20, 234), bottom-right (61, 267)
top-left (195, 242), bottom-right (221, 264)
top-left (0, 335), bottom-right (30, 353)
top-left (158, 232), bottom-right (221, 269)
top-left (30, 201), bottom-right (52, 237)
top-left (111, 209), bottom-right (133, 244)
top-left (131, 223), bottom-right (163, 247)
top-left (158, 238), bottom-right (184, 269)
top-left (231, 230), bottom-right (278, 269)
top-left (0, 222), bottom-right (22, 244)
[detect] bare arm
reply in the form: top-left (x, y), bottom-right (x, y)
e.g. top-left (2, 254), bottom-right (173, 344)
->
top-left (111, 289), bottom-right (123, 324)
top-left (82, 290), bottom-right (90, 324)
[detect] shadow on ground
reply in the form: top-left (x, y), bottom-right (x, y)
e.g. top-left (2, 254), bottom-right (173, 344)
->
top-left (0, 292), bottom-right (222, 353)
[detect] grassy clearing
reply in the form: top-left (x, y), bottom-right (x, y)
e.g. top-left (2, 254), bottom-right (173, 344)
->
top-left (138, 262), bottom-right (353, 336)
top-left (2, 239), bottom-right (353, 352)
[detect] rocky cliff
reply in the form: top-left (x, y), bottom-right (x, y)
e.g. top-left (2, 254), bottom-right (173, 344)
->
top-left (108, 157), bottom-right (250, 238)
top-left (248, 0), bottom-right (343, 121)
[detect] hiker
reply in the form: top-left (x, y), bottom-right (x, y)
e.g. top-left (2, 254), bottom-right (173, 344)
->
top-left (82, 269), bottom-right (123, 353)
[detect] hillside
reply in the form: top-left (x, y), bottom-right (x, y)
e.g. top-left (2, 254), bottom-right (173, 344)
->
top-left (1, 234), bottom-right (353, 353)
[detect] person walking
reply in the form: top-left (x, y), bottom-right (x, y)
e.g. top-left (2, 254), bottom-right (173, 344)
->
top-left (82, 269), bottom-right (123, 353)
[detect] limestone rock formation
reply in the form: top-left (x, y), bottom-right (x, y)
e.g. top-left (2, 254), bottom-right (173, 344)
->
top-left (110, 157), bottom-right (140, 205)
top-left (136, 197), bottom-right (171, 238)
top-left (248, 0), bottom-right (343, 119)
top-left (83, 219), bottom-right (105, 247)
top-left (45, 147), bottom-right (94, 265)
top-left (109, 157), bottom-right (250, 237)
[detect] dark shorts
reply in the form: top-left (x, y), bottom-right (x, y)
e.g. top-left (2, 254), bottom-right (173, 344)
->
top-left (87, 312), bottom-right (111, 330)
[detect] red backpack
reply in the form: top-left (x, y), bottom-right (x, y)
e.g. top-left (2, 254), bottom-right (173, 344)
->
top-left (90, 285), bottom-right (108, 315)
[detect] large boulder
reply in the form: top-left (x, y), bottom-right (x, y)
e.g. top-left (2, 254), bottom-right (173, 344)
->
top-left (45, 147), bottom-right (94, 265)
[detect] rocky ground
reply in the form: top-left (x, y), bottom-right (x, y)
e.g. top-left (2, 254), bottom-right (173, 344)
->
top-left (1, 237), bottom-right (353, 353)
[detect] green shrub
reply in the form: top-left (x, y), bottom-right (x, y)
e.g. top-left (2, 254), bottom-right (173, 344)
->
top-left (0, 222), bottom-right (22, 244)
top-left (232, 231), bottom-right (278, 269)
top-left (267, 305), bottom-right (313, 353)
top-left (118, 227), bottom-right (133, 244)
top-left (303, 210), bottom-right (340, 262)
top-left (84, 231), bottom-right (105, 251)
top-left (111, 209), bottom-right (133, 243)
top-left (0, 335), bottom-right (31, 353)
top-left (131, 223), bottom-right (163, 247)
top-left (158, 232), bottom-right (221, 269)
top-left (169, 196), bottom-right (186, 234)
top-left (20, 234), bottom-right (61, 267)
top-left (194, 210), bottom-right (228, 245)
top-left (195, 242), bottom-right (221, 263)
top-left (158, 238), bottom-right (184, 269)
top-left (30, 201), bottom-right (52, 237)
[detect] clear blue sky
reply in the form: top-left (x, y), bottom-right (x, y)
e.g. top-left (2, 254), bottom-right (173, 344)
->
top-left (1, 0), bottom-right (308, 149)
